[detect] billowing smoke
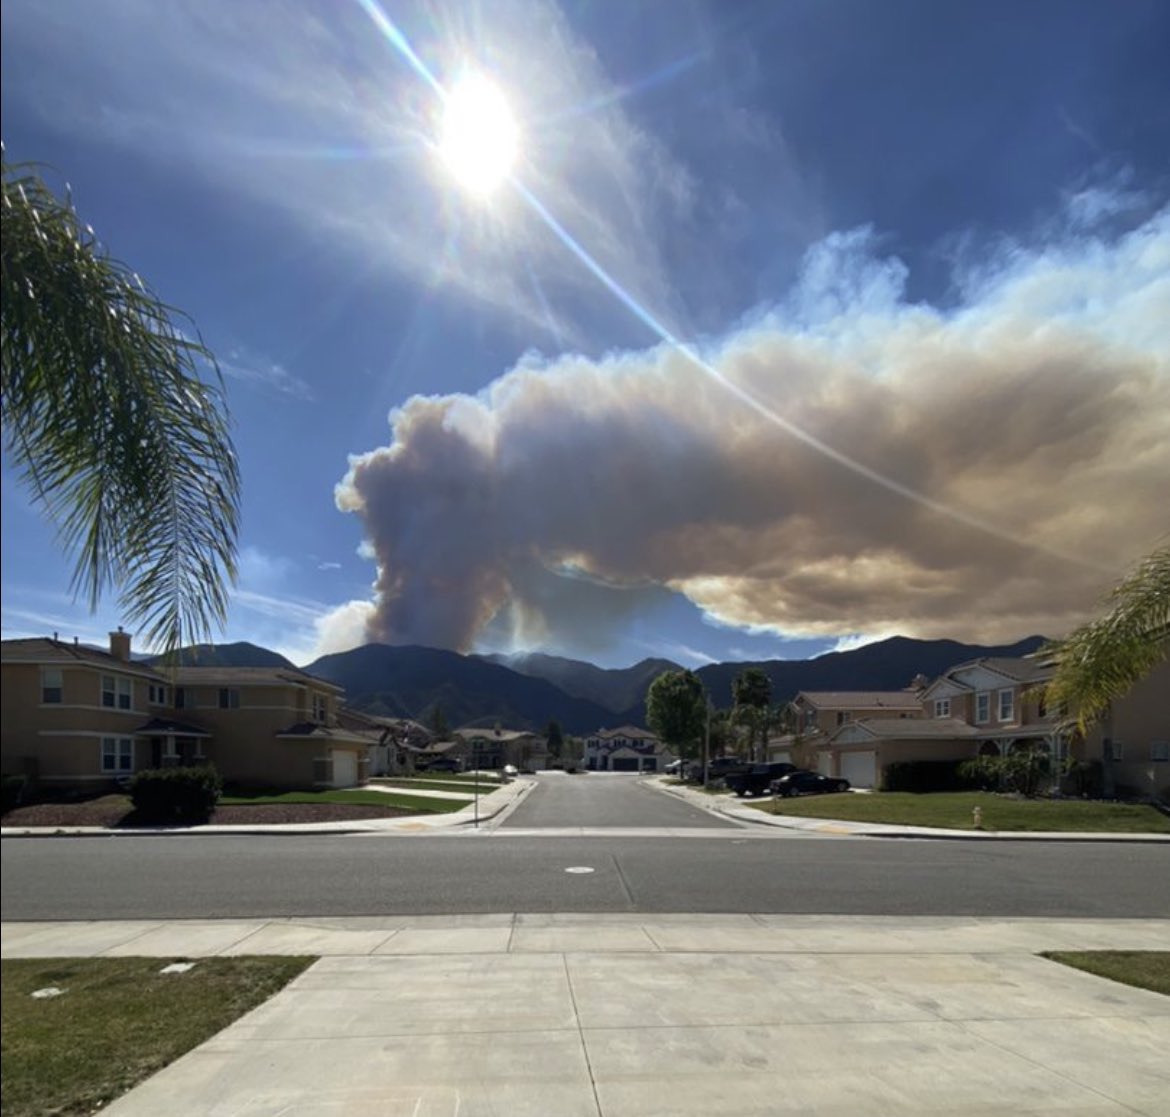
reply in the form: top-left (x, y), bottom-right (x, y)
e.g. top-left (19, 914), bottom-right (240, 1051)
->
top-left (335, 208), bottom-right (1170, 653)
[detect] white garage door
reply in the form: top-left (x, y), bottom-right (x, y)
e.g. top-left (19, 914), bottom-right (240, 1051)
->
top-left (840, 751), bottom-right (877, 789)
top-left (332, 749), bottom-right (358, 788)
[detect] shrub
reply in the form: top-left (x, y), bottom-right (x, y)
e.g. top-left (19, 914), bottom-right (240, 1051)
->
top-left (1064, 759), bottom-right (1104, 799)
top-left (882, 760), bottom-right (985, 793)
top-left (130, 765), bottom-right (222, 823)
top-left (958, 748), bottom-right (1058, 798)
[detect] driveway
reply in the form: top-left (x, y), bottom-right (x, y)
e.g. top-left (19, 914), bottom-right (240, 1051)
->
top-left (4, 914), bottom-right (1167, 1117)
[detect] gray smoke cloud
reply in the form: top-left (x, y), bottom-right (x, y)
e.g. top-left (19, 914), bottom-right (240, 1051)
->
top-left (333, 207), bottom-right (1170, 653)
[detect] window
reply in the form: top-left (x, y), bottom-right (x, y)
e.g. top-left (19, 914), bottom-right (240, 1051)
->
top-left (934, 698), bottom-right (951, 718)
top-left (1110, 741), bottom-right (1124, 762)
top-left (41, 668), bottom-right (63, 704)
top-left (975, 692), bottom-right (990, 724)
top-left (148, 683), bottom-right (168, 706)
top-left (102, 675), bottom-right (133, 710)
top-left (836, 711), bottom-right (852, 726)
top-left (100, 737), bottom-right (134, 774)
top-left (218, 688), bottom-right (240, 710)
top-left (1151, 742), bottom-right (1169, 763)
top-left (312, 694), bottom-right (327, 722)
top-left (174, 687), bottom-right (186, 709)
top-left (998, 689), bottom-right (1015, 722)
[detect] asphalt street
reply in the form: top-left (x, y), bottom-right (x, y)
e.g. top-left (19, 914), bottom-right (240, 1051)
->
top-left (500, 771), bottom-right (736, 829)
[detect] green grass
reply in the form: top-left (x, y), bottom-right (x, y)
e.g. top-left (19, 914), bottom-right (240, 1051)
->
top-left (2, 956), bottom-right (313, 1117)
top-left (754, 790), bottom-right (1170, 832)
top-left (1042, 952), bottom-right (1170, 997)
top-left (219, 788), bottom-right (467, 813)
top-left (368, 778), bottom-right (483, 793)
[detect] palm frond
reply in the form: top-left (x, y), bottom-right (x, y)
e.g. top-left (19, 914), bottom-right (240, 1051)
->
top-left (1043, 545), bottom-right (1170, 730)
top-left (1, 154), bottom-right (239, 654)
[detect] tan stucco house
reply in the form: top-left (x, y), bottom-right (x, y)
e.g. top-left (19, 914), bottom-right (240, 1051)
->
top-left (816, 655), bottom-right (1169, 796)
top-left (1, 631), bottom-right (370, 790)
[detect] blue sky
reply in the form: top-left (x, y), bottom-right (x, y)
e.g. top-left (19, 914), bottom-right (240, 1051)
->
top-left (2, 0), bottom-right (1168, 668)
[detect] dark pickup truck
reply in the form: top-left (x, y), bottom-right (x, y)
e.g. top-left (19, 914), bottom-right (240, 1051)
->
top-left (724, 762), bottom-right (798, 797)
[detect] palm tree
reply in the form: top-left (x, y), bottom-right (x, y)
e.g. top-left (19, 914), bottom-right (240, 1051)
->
top-left (1, 153), bottom-right (239, 655)
top-left (1044, 545), bottom-right (1169, 732)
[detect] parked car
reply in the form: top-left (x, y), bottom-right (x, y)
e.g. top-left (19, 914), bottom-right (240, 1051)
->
top-left (706, 756), bottom-right (748, 780)
top-left (725, 762), bottom-right (798, 797)
top-left (770, 771), bottom-right (850, 797)
top-left (417, 756), bottom-right (462, 773)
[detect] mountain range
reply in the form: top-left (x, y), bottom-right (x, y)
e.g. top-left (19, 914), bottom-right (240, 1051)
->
top-left (153, 634), bottom-right (1047, 735)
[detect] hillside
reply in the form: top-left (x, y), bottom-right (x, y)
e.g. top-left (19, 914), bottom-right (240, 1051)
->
top-left (478, 651), bottom-right (682, 713)
top-left (303, 644), bottom-right (615, 734)
top-left (145, 642), bottom-right (296, 669)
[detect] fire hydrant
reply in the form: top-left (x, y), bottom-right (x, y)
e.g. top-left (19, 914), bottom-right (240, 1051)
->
top-left (973, 806), bottom-right (983, 830)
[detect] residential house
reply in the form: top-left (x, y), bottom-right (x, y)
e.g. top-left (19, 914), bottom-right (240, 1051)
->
top-left (767, 689), bottom-right (923, 765)
top-left (819, 655), bottom-right (1169, 797)
top-left (336, 710), bottom-right (431, 775)
top-left (583, 725), bottom-right (674, 772)
top-left (452, 726), bottom-right (548, 770)
top-left (1, 631), bottom-right (370, 790)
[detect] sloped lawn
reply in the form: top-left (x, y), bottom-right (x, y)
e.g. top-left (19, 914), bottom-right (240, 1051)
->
top-left (2, 956), bottom-right (312, 1117)
top-left (755, 791), bottom-right (1170, 832)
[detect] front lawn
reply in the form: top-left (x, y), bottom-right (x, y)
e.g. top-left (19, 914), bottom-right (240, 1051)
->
top-left (219, 788), bottom-right (467, 813)
top-left (754, 791), bottom-right (1170, 832)
top-left (366, 778), bottom-right (482, 793)
top-left (2, 956), bottom-right (312, 1117)
top-left (1042, 952), bottom-right (1170, 997)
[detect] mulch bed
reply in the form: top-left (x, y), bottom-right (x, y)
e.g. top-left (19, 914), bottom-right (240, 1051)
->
top-left (1, 796), bottom-right (416, 829)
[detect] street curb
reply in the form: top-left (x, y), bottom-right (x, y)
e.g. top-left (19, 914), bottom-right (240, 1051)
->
top-left (645, 777), bottom-right (1170, 844)
top-left (0, 780), bottom-right (534, 839)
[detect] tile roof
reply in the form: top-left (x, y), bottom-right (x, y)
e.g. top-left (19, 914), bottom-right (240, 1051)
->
top-left (796, 691), bottom-right (923, 710)
top-left (832, 717), bottom-right (978, 741)
top-left (0, 637), bottom-right (164, 678)
top-left (131, 717), bottom-right (212, 737)
top-left (275, 723), bottom-right (371, 743)
top-left (170, 666), bottom-right (343, 691)
top-left (944, 657), bottom-right (1054, 684)
top-left (592, 725), bottom-right (659, 739)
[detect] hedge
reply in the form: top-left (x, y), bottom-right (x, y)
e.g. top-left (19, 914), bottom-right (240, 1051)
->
top-left (881, 760), bottom-right (987, 793)
top-left (129, 765), bottom-right (222, 823)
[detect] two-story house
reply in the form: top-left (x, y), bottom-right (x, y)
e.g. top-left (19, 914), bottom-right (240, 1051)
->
top-left (767, 689), bottom-right (923, 769)
top-left (1, 630), bottom-right (370, 790)
top-left (583, 725), bottom-right (672, 772)
top-left (820, 655), bottom-right (1169, 796)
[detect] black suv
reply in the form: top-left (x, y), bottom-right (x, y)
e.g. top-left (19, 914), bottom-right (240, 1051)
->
top-left (724, 762), bottom-right (798, 797)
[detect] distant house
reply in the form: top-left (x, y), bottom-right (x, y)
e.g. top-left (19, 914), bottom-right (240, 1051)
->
top-left (767, 689), bottom-right (923, 765)
top-left (816, 655), bottom-right (1169, 796)
top-left (451, 726), bottom-right (548, 770)
top-left (583, 725), bottom-right (673, 772)
top-left (337, 709), bottom-right (430, 775)
top-left (1, 630), bottom-right (370, 790)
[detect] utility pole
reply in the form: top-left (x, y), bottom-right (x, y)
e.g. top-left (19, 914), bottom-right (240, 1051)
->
top-left (702, 696), bottom-right (712, 787)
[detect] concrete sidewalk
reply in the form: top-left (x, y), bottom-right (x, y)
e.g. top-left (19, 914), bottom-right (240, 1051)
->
top-left (651, 776), bottom-right (1170, 842)
top-left (4, 914), bottom-right (1168, 1116)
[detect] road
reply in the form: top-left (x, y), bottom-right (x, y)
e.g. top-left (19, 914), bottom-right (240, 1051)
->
top-left (500, 772), bottom-right (736, 829)
top-left (3, 774), bottom-right (1167, 920)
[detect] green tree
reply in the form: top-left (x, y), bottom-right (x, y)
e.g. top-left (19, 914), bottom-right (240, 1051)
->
top-left (732, 667), bottom-right (772, 762)
top-left (545, 719), bottom-right (565, 760)
top-left (1, 155), bottom-right (239, 654)
top-left (1043, 545), bottom-right (1169, 731)
top-left (429, 705), bottom-right (449, 739)
top-left (646, 669), bottom-right (706, 767)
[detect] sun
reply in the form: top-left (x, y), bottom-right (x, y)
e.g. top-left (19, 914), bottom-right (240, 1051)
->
top-left (438, 74), bottom-right (519, 196)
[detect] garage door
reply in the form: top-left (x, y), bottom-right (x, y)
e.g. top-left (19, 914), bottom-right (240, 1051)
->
top-left (611, 756), bottom-right (640, 772)
top-left (839, 751), bottom-right (877, 789)
top-left (332, 749), bottom-right (358, 788)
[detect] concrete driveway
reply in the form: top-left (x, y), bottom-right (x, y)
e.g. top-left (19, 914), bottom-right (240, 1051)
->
top-left (4, 914), bottom-right (1167, 1116)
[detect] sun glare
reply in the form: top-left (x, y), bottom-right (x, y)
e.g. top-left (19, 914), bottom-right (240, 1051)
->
top-left (438, 74), bottom-right (519, 196)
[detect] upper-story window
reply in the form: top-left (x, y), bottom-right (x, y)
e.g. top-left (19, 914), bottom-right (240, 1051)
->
top-left (1151, 742), bottom-right (1169, 763)
top-left (174, 687), bottom-right (186, 709)
top-left (218, 688), bottom-right (240, 710)
top-left (998, 689), bottom-right (1015, 722)
top-left (836, 711), bottom-right (852, 726)
top-left (975, 693), bottom-right (990, 724)
top-left (102, 675), bottom-right (133, 710)
top-left (934, 698), bottom-right (951, 718)
top-left (41, 668), bottom-right (64, 704)
top-left (312, 694), bottom-right (327, 722)
top-left (148, 683), bottom-right (168, 706)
